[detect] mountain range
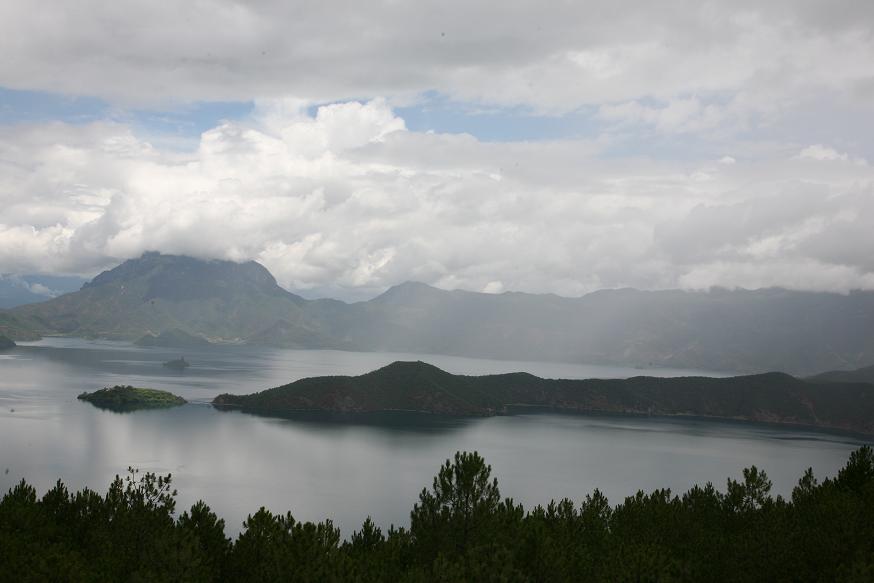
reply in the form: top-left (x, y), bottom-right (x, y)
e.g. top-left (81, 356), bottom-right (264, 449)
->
top-left (1, 252), bottom-right (873, 375)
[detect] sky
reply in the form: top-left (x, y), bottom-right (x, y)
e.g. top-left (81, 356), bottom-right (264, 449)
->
top-left (1, 1), bottom-right (873, 300)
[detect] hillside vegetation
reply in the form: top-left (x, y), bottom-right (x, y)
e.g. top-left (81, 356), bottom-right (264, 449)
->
top-left (214, 361), bottom-right (874, 435)
top-left (78, 386), bottom-right (186, 412)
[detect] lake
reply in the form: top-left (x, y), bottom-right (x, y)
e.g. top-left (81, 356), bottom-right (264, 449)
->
top-left (0, 338), bottom-right (868, 535)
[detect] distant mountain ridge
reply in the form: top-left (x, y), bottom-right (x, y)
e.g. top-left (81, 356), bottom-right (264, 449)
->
top-left (0, 274), bottom-right (87, 309)
top-left (808, 365), bottom-right (874, 385)
top-left (2, 253), bottom-right (874, 375)
top-left (213, 361), bottom-right (874, 435)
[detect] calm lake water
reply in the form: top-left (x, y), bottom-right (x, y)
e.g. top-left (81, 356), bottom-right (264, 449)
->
top-left (0, 338), bottom-right (868, 535)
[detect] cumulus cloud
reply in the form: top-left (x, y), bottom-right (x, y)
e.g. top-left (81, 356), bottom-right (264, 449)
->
top-left (0, 1), bottom-right (873, 297)
top-left (1, 100), bottom-right (873, 299)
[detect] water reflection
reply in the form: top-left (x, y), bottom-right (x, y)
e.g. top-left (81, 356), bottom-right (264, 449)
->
top-left (216, 408), bottom-right (472, 433)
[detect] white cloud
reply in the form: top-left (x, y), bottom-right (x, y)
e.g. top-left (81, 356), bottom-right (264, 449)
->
top-left (26, 282), bottom-right (53, 296)
top-left (597, 96), bottom-right (727, 134)
top-left (0, 274), bottom-right (55, 297)
top-left (678, 261), bottom-right (874, 293)
top-left (799, 144), bottom-right (848, 161)
top-left (1, 101), bottom-right (873, 298)
top-left (482, 281), bottom-right (505, 294)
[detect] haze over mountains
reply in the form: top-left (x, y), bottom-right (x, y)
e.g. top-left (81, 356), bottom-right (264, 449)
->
top-left (0, 275), bottom-right (87, 309)
top-left (2, 252), bottom-right (873, 375)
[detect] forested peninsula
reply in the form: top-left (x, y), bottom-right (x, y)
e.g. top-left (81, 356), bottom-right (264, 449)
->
top-left (213, 361), bottom-right (874, 435)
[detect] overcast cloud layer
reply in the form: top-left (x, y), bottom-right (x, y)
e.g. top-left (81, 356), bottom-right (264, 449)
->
top-left (1, 0), bottom-right (873, 299)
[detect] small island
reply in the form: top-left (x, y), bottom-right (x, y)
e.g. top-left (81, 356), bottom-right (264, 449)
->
top-left (0, 335), bottom-right (15, 350)
top-left (162, 356), bottom-right (190, 370)
top-left (78, 385), bottom-right (186, 412)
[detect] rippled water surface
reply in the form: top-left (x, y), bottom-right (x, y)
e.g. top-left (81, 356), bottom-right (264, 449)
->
top-left (0, 338), bottom-right (867, 534)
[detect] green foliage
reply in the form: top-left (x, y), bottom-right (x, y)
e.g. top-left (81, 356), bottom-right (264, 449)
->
top-left (226, 507), bottom-right (342, 582)
top-left (2, 448), bottom-right (874, 581)
top-left (178, 500), bottom-right (232, 580)
top-left (411, 452), bottom-right (502, 556)
top-left (77, 385), bottom-right (187, 411)
top-left (213, 361), bottom-right (874, 436)
top-left (724, 466), bottom-right (773, 513)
